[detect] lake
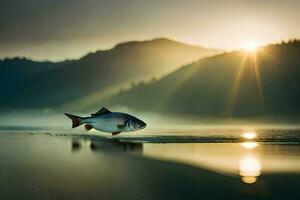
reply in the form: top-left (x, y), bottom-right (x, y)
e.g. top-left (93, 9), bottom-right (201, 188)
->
top-left (0, 126), bottom-right (299, 199)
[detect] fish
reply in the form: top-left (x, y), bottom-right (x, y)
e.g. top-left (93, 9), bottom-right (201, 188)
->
top-left (65, 107), bottom-right (146, 136)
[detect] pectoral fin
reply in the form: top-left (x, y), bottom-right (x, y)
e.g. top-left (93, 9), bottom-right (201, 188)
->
top-left (112, 132), bottom-right (121, 136)
top-left (117, 120), bottom-right (129, 130)
top-left (84, 124), bottom-right (94, 131)
top-left (117, 124), bottom-right (127, 130)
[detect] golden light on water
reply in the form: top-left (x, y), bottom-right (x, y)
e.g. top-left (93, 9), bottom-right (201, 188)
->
top-left (242, 131), bottom-right (257, 139)
top-left (239, 131), bottom-right (261, 184)
top-left (241, 142), bottom-right (258, 149)
top-left (143, 141), bottom-right (300, 185)
top-left (239, 155), bottom-right (262, 184)
top-left (241, 176), bottom-right (258, 184)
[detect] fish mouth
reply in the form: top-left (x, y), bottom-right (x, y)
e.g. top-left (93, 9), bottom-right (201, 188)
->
top-left (139, 121), bottom-right (147, 129)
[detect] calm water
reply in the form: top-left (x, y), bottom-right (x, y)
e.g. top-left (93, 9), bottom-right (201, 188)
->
top-left (144, 143), bottom-right (300, 184)
top-left (0, 127), bottom-right (300, 199)
top-left (140, 128), bottom-right (300, 184)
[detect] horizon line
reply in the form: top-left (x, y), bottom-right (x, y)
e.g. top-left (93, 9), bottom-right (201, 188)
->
top-left (0, 37), bottom-right (298, 63)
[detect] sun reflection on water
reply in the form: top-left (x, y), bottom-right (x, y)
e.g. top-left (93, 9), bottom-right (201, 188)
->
top-left (142, 129), bottom-right (300, 186)
top-left (239, 155), bottom-right (262, 184)
top-left (241, 142), bottom-right (258, 149)
top-left (239, 131), bottom-right (261, 184)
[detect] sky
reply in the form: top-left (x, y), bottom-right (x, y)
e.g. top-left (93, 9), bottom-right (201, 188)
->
top-left (0, 0), bottom-right (299, 61)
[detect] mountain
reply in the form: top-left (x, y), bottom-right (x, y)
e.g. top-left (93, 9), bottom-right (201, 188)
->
top-left (106, 40), bottom-right (300, 117)
top-left (1, 38), bottom-right (220, 110)
top-left (0, 58), bottom-right (70, 105)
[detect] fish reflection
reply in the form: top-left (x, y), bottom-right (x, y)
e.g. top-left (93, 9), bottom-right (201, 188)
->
top-left (71, 138), bottom-right (143, 154)
top-left (71, 139), bottom-right (82, 152)
top-left (239, 155), bottom-right (262, 184)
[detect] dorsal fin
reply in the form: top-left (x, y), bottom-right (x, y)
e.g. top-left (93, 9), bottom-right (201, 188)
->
top-left (91, 107), bottom-right (111, 117)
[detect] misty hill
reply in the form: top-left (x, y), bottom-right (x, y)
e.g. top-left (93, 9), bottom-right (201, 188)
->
top-left (1, 38), bottom-right (220, 110)
top-left (106, 40), bottom-right (300, 117)
top-left (0, 58), bottom-right (70, 104)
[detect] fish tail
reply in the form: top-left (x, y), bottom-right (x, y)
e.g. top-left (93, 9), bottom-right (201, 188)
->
top-left (64, 113), bottom-right (85, 128)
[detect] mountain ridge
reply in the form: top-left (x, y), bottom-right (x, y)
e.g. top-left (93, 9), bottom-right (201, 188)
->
top-left (0, 38), bottom-right (221, 111)
top-left (104, 40), bottom-right (300, 117)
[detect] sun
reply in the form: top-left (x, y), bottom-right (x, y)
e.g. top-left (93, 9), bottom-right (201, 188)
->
top-left (243, 41), bottom-right (260, 53)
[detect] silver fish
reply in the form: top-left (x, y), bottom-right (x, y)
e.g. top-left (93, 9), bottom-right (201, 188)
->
top-left (65, 107), bottom-right (146, 136)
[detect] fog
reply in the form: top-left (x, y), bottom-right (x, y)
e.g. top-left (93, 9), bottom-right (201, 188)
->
top-left (0, 109), bottom-right (299, 132)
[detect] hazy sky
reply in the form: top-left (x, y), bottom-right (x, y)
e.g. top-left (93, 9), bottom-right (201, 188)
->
top-left (0, 0), bottom-right (299, 61)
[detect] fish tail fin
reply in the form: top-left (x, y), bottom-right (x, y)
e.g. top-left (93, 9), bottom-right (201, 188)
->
top-left (64, 113), bottom-right (85, 128)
